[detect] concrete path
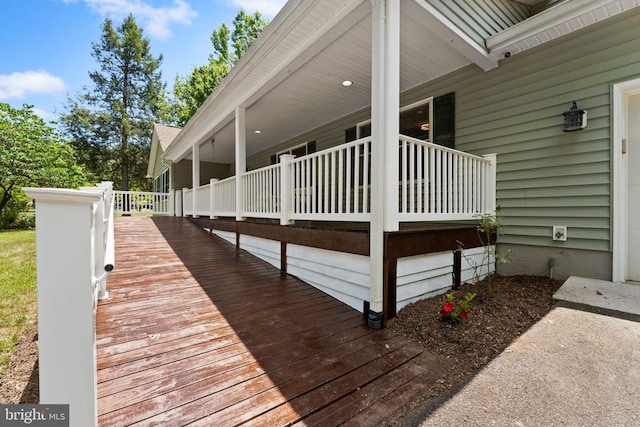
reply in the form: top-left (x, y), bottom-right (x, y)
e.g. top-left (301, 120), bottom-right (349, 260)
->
top-left (420, 278), bottom-right (640, 427)
top-left (554, 276), bottom-right (640, 321)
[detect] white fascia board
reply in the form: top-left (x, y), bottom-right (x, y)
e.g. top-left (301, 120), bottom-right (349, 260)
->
top-left (163, 0), bottom-right (368, 163)
top-left (147, 131), bottom-right (160, 178)
top-left (413, 0), bottom-right (498, 72)
top-left (486, 0), bottom-right (638, 54)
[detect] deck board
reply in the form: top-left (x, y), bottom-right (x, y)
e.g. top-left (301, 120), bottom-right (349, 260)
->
top-left (96, 217), bottom-right (449, 426)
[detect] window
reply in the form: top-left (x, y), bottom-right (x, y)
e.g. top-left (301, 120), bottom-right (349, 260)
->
top-left (356, 97), bottom-right (433, 141)
top-left (154, 169), bottom-right (169, 193)
top-left (348, 92), bottom-right (455, 148)
top-left (271, 141), bottom-right (316, 164)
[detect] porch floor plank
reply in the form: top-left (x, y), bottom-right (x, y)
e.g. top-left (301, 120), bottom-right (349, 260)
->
top-left (96, 217), bottom-right (447, 426)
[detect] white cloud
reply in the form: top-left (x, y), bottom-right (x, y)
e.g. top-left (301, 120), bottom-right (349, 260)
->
top-left (0, 71), bottom-right (67, 101)
top-left (228, 0), bottom-right (286, 18)
top-left (82, 0), bottom-right (197, 39)
top-left (32, 107), bottom-right (56, 122)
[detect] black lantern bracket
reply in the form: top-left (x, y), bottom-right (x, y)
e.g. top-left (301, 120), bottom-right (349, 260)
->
top-left (562, 101), bottom-right (587, 132)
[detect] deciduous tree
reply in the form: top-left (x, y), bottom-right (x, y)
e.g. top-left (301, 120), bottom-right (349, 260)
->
top-left (172, 10), bottom-right (267, 126)
top-left (0, 103), bottom-right (86, 220)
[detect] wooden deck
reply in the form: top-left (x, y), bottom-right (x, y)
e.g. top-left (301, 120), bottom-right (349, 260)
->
top-left (96, 217), bottom-right (450, 426)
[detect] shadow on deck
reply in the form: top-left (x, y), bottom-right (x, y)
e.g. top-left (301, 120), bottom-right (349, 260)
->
top-left (96, 216), bottom-right (450, 425)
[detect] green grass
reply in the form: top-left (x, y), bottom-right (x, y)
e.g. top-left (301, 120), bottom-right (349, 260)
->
top-left (0, 230), bottom-right (37, 377)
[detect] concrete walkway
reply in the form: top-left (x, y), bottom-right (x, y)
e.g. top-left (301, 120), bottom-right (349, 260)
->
top-left (419, 277), bottom-right (640, 427)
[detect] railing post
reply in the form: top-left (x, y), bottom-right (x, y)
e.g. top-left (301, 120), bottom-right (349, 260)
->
top-left (169, 189), bottom-right (175, 216)
top-left (483, 153), bottom-right (497, 213)
top-left (280, 154), bottom-right (295, 225)
top-left (175, 189), bottom-right (182, 217)
top-left (210, 178), bottom-right (218, 219)
top-left (182, 187), bottom-right (189, 217)
top-left (22, 187), bottom-right (101, 427)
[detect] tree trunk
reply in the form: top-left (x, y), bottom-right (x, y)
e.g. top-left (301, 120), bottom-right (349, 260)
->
top-left (0, 185), bottom-right (13, 219)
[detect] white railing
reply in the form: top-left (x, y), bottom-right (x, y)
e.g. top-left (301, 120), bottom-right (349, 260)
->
top-left (242, 164), bottom-right (281, 218)
top-left (22, 181), bottom-right (117, 427)
top-left (195, 183), bottom-right (211, 217)
top-left (398, 135), bottom-right (495, 221)
top-left (183, 188), bottom-right (194, 216)
top-left (212, 176), bottom-right (237, 217)
top-left (291, 137), bottom-right (371, 221)
top-left (184, 134), bottom-right (495, 224)
top-left (113, 190), bottom-right (172, 216)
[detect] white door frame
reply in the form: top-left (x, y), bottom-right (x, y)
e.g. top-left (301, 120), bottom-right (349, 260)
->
top-left (612, 78), bottom-right (640, 282)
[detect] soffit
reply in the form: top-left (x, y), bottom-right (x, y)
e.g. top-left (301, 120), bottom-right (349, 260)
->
top-left (487, 0), bottom-right (640, 59)
top-left (186, 0), bottom-right (472, 163)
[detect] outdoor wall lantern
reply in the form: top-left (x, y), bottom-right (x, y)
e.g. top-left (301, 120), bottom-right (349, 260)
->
top-left (562, 101), bottom-right (587, 132)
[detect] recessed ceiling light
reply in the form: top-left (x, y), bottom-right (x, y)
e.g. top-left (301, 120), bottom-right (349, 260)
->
top-left (254, 130), bottom-right (261, 134)
top-left (342, 80), bottom-right (353, 87)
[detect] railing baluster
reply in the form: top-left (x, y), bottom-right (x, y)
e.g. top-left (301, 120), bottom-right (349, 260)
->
top-left (346, 147), bottom-right (352, 213)
top-left (363, 140), bottom-right (369, 213)
top-left (331, 151), bottom-right (336, 214)
top-left (410, 140), bottom-right (415, 214)
top-left (401, 139), bottom-right (407, 213)
top-left (338, 149), bottom-right (344, 214)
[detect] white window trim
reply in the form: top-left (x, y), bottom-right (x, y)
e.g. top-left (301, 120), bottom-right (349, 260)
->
top-left (276, 141), bottom-right (311, 158)
top-left (356, 96), bottom-right (434, 140)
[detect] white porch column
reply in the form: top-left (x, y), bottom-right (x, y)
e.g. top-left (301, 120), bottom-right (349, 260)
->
top-left (22, 188), bottom-right (101, 427)
top-left (369, 0), bottom-right (400, 328)
top-left (235, 106), bottom-right (247, 221)
top-left (192, 144), bottom-right (200, 218)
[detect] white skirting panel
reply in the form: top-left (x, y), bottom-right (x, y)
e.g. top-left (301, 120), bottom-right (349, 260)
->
top-left (287, 244), bottom-right (370, 312)
top-left (211, 230), bottom-right (236, 246)
top-left (238, 235), bottom-right (281, 269)
top-left (396, 246), bottom-right (495, 312)
top-left (209, 227), bottom-right (494, 316)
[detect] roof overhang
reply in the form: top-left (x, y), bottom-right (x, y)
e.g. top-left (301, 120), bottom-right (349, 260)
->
top-left (487, 0), bottom-right (640, 59)
top-left (163, 0), bottom-right (499, 164)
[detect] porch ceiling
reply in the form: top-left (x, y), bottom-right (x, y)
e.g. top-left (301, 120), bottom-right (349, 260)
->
top-left (182, 0), bottom-right (472, 164)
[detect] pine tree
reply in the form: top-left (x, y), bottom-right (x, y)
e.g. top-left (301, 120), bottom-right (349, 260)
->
top-left (61, 15), bottom-right (166, 191)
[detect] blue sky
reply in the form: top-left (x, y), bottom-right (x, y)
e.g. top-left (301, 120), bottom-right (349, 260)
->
top-left (0, 0), bottom-right (285, 122)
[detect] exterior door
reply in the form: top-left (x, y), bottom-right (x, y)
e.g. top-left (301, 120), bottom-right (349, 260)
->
top-left (628, 95), bottom-right (640, 281)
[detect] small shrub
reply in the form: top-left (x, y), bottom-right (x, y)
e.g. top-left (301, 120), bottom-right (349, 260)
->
top-left (440, 292), bottom-right (476, 323)
top-left (457, 207), bottom-right (511, 286)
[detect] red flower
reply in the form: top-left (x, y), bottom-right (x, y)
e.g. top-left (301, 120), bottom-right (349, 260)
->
top-left (443, 301), bottom-right (454, 313)
top-left (440, 308), bottom-right (447, 317)
top-left (460, 310), bottom-right (468, 320)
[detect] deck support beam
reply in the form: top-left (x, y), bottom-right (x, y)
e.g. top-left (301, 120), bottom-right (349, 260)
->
top-left (369, 0), bottom-right (400, 328)
top-left (235, 106), bottom-right (247, 221)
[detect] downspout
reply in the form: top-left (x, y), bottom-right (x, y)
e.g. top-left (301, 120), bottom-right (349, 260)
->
top-left (369, 0), bottom-right (400, 329)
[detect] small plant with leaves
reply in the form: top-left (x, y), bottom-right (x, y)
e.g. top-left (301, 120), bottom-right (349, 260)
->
top-left (456, 207), bottom-right (511, 286)
top-left (440, 292), bottom-right (476, 323)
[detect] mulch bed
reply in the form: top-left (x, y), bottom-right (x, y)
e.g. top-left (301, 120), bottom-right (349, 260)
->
top-left (387, 274), bottom-right (564, 423)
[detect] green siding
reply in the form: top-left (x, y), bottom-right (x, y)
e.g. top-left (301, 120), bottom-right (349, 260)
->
top-left (247, 110), bottom-right (370, 170)
top-left (173, 160), bottom-right (231, 189)
top-left (451, 8), bottom-right (640, 253)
